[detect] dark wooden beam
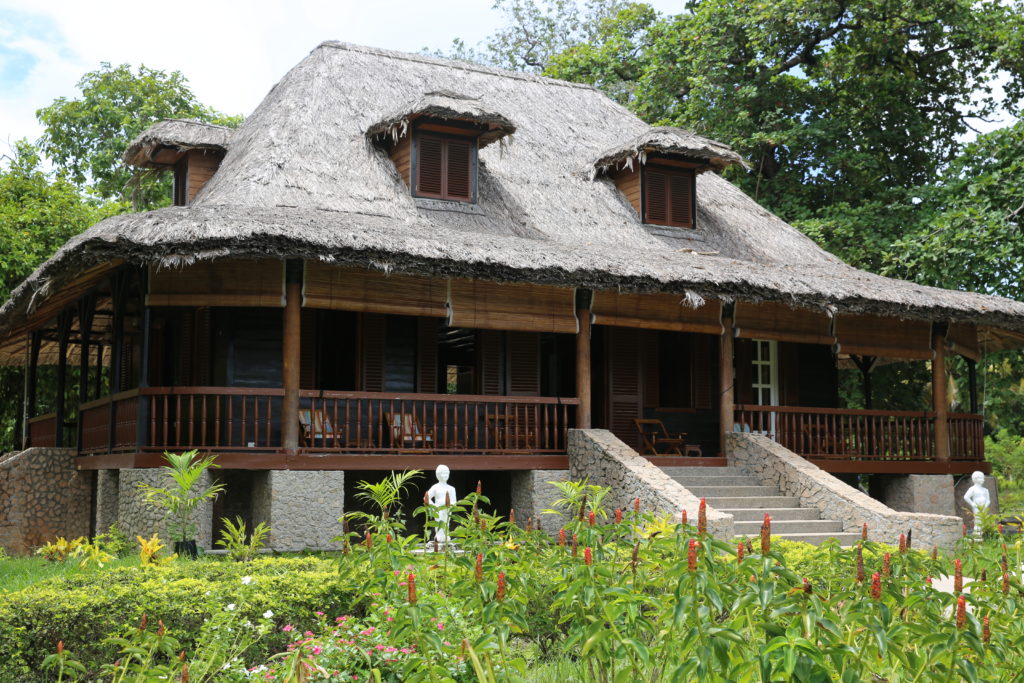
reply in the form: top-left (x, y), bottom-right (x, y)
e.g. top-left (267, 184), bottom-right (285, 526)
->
top-left (76, 452), bottom-right (572, 471)
top-left (575, 289), bottom-right (592, 428)
top-left (24, 331), bottom-right (41, 448)
top-left (810, 459), bottom-right (989, 475)
top-left (967, 358), bottom-right (979, 415)
top-left (719, 306), bottom-right (735, 457)
top-left (281, 260), bottom-right (303, 451)
top-left (54, 310), bottom-right (73, 447)
top-left (932, 323), bottom-right (950, 462)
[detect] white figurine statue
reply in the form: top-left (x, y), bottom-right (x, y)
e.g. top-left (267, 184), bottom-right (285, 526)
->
top-left (426, 464), bottom-right (457, 545)
top-left (963, 470), bottom-right (992, 536)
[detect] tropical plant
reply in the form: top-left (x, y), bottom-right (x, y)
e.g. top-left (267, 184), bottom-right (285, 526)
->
top-left (216, 517), bottom-right (272, 562)
top-left (136, 450), bottom-right (225, 546)
top-left (343, 470), bottom-right (422, 537)
top-left (137, 534), bottom-right (175, 566)
top-left (35, 537), bottom-right (84, 562)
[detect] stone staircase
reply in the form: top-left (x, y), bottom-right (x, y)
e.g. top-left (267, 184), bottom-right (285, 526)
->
top-left (661, 465), bottom-right (862, 546)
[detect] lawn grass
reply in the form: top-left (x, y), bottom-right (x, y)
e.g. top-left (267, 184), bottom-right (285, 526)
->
top-left (0, 553), bottom-right (140, 593)
top-left (1000, 478), bottom-right (1024, 516)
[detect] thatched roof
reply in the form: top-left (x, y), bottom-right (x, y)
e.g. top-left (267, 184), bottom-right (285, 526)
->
top-left (3, 41), bottom-right (1024, 352)
top-left (592, 127), bottom-right (746, 174)
top-left (366, 90), bottom-right (516, 148)
top-left (123, 119), bottom-right (234, 167)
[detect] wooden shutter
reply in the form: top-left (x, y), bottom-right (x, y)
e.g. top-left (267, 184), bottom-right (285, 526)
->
top-left (669, 172), bottom-right (694, 228)
top-left (361, 313), bottom-right (386, 392)
top-left (506, 332), bottom-right (540, 396)
top-left (734, 302), bottom-right (834, 345)
top-left (478, 330), bottom-right (504, 395)
top-left (834, 314), bottom-right (933, 360)
top-left (606, 327), bottom-right (642, 449)
top-left (644, 166), bottom-right (695, 228)
top-left (416, 135), bottom-right (444, 197)
top-left (641, 330), bottom-right (659, 408)
top-left (445, 139), bottom-right (473, 200)
top-left (691, 333), bottom-right (714, 410)
top-left (778, 342), bottom-right (800, 406)
top-left (417, 317), bottom-right (438, 393)
top-left (303, 264), bottom-right (447, 318)
top-left (448, 279), bottom-right (577, 334)
top-left (591, 291), bottom-right (722, 334)
top-left (300, 309), bottom-right (317, 390)
top-left (644, 169), bottom-right (667, 223)
top-left (147, 260), bottom-right (284, 307)
top-left (733, 338), bottom-right (754, 405)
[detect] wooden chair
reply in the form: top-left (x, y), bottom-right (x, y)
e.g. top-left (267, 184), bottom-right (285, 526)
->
top-left (384, 412), bottom-right (435, 451)
top-left (298, 409), bottom-right (343, 448)
top-left (486, 407), bottom-right (536, 451)
top-left (634, 419), bottom-right (701, 456)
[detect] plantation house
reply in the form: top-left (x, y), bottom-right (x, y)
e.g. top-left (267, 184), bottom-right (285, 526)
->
top-left (0, 42), bottom-right (1019, 553)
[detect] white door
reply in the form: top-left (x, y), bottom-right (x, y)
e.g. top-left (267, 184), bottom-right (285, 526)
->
top-left (751, 339), bottom-right (779, 435)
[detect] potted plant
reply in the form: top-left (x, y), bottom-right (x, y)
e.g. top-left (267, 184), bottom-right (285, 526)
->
top-left (137, 450), bottom-right (225, 558)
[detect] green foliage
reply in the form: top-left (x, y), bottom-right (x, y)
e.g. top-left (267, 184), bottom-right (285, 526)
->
top-left (36, 62), bottom-right (241, 208)
top-left (985, 428), bottom-right (1024, 486)
top-left (345, 470), bottom-right (423, 537)
top-left (136, 451), bottom-right (226, 544)
top-left (216, 517), bottom-right (272, 562)
top-left (92, 523), bottom-right (132, 558)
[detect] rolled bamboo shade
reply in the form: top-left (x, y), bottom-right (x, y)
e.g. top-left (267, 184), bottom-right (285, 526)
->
top-left (303, 263), bottom-right (447, 317)
top-left (591, 291), bottom-right (722, 334)
top-left (947, 323), bottom-right (980, 361)
top-left (147, 260), bottom-right (284, 307)
top-left (834, 314), bottom-right (933, 360)
top-left (448, 279), bottom-right (577, 333)
top-left (734, 302), bottom-right (833, 345)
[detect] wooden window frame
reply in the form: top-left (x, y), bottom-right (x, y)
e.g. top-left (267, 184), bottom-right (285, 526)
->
top-left (412, 120), bottom-right (480, 203)
top-left (641, 162), bottom-right (697, 229)
top-left (172, 158), bottom-right (188, 207)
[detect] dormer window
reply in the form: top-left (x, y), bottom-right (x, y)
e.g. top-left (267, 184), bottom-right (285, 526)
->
top-left (413, 126), bottom-right (477, 202)
top-left (643, 162), bottom-right (695, 228)
top-left (123, 119), bottom-right (233, 206)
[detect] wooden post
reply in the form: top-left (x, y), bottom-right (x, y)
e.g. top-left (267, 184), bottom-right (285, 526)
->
top-left (55, 310), bottom-right (73, 448)
top-left (281, 260), bottom-right (303, 451)
top-left (136, 306), bottom-right (152, 450)
top-left (94, 342), bottom-right (103, 400)
top-left (932, 323), bottom-right (950, 462)
top-left (967, 358), bottom-right (979, 415)
top-left (852, 355), bottom-right (877, 409)
top-left (24, 331), bottom-right (41, 449)
top-left (575, 290), bottom-right (592, 429)
top-left (719, 307), bottom-right (735, 457)
top-left (77, 295), bottom-right (96, 450)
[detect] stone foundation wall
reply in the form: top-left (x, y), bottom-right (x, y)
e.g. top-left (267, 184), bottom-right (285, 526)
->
top-left (0, 448), bottom-right (92, 555)
top-left (118, 469), bottom-right (214, 549)
top-left (94, 470), bottom-right (120, 534)
top-left (252, 470), bottom-right (344, 551)
top-left (568, 429), bottom-right (734, 538)
top-left (509, 470), bottom-right (570, 535)
top-left (728, 433), bottom-right (962, 550)
top-left (871, 474), bottom-right (956, 517)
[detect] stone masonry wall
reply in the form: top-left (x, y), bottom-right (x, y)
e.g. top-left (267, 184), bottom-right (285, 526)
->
top-left (118, 469), bottom-right (214, 549)
top-left (0, 448), bottom-right (92, 555)
top-left (252, 470), bottom-right (345, 551)
top-left (568, 429), bottom-right (734, 538)
top-left (94, 470), bottom-right (120, 534)
top-left (509, 470), bottom-right (570, 535)
top-left (728, 433), bottom-right (962, 550)
top-left (872, 474), bottom-right (955, 517)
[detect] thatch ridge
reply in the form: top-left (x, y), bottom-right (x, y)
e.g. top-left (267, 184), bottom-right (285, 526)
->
top-left (123, 119), bottom-right (234, 167)
top-left (592, 126), bottom-right (746, 174)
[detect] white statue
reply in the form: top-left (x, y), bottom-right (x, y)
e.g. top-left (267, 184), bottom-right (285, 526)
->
top-left (426, 464), bottom-right (457, 545)
top-left (963, 470), bottom-right (992, 536)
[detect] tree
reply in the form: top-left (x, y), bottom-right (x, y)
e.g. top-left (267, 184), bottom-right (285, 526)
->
top-left (36, 63), bottom-right (242, 209)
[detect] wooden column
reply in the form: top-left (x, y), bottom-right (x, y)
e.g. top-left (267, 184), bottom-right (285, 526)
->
top-left (54, 310), bottom-right (73, 448)
top-left (575, 290), bottom-right (592, 429)
top-left (281, 260), bottom-right (303, 451)
top-left (94, 342), bottom-right (103, 400)
top-left (852, 355), bottom-right (877, 409)
top-left (77, 295), bottom-right (96, 451)
top-left (932, 323), bottom-right (950, 462)
top-left (136, 306), bottom-right (152, 449)
top-left (967, 358), bottom-right (979, 414)
top-left (719, 307), bottom-right (735, 457)
top-left (24, 331), bottom-right (41, 449)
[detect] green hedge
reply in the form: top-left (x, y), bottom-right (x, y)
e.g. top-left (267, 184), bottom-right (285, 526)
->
top-left (0, 557), bottom-right (357, 682)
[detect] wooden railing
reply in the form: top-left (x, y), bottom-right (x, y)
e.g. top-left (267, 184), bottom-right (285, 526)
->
top-left (139, 387), bottom-right (578, 454)
top-left (734, 405), bottom-right (985, 462)
top-left (27, 413), bottom-right (57, 448)
top-left (79, 390), bottom-right (140, 454)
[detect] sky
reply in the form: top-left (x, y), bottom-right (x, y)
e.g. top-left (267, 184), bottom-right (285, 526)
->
top-left (0, 0), bottom-right (688, 155)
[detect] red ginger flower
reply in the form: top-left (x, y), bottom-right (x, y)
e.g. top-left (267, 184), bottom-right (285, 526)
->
top-left (509, 508), bottom-right (516, 525)
top-left (737, 541), bottom-right (745, 563)
top-left (572, 534), bottom-right (578, 557)
top-left (862, 523), bottom-right (868, 541)
top-left (687, 539), bottom-right (698, 572)
top-left (898, 533), bottom-right (906, 553)
top-left (588, 510), bottom-right (596, 527)
top-left (584, 547), bottom-right (593, 566)
top-left (760, 514), bottom-right (771, 555)
top-left (925, 576), bottom-right (932, 587)
top-left (631, 542), bottom-right (639, 571)
top-left (962, 523), bottom-right (968, 537)
top-left (932, 545), bottom-right (938, 560)
top-left (883, 552), bottom-right (891, 577)
top-left (983, 616), bottom-right (991, 643)
top-left (803, 578), bottom-right (812, 595)
top-left (56, 641), bottom-right (64, 654)
top-left (365, 531), bottom-right (373, 549)
top-left (474, 553), bottom-right (483, 583)
top-left (385, 534), bottom-right (392, 544)
top-left (407, 573), bottom-right (417, 605)
top-left (955, 595), bottom-right (967, 630)
top-left (476, 480), bottom-right (482, 496)
top-left (1003, 572), bottom-right (1010, 594)
top-left (634, 497), bottom-right (640, 514)
top-left (681, 509), bottom-right (688, 526)
top-left (615, 508), bottom-right (622, 524)
top-left (558, 528), bottom-right (566, 547)
top-left (496, 571), bottom-right (506, 601)
top-left (954, 559), bottom-right (963, 595)
top-left (856, 544), bottom-right (865, 583)
top-left (870, 572), bottom-right (881, 600)
top-left (698, 498), bottom-right (707, 535)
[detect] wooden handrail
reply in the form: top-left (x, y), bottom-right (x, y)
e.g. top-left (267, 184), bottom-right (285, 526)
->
top-left (736, 404), bottom-right (937, 419)
top-left (28, 412), bottom-right (57, 424)
top-left (79, 388), bottom-right (140, 412)
top-left (141, 386), bottom-right (286, 397)
top-left (300, 390), bottom-right (580, 405)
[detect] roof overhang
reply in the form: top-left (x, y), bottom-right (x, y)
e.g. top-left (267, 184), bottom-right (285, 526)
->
top-left (592, 126), bottom-right (746, 177)
top-left (366, 90), bottom-right (516, 148)
top-left (123, 119), bottom-right (234, 168)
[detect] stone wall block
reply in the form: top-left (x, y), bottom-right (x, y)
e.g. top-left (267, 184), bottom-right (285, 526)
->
top-left (254, 470), bottom-right (345, 551)
top-left (510, 470), bottom-right (570, 535)
top-left (118, 469), bottom-right (214, 549)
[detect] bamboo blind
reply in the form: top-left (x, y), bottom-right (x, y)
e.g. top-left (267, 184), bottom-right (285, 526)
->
top-left (734, 302), bottom-right (834, 345)
top-left (834, 314), bottom-right (933, 360)
top-left (147, 260), bottom-right (285, 307)
top-left (592, 291), bottom-right (722, 334)
top-left (947, 323), bottom-right (980, 361)
top-left (303, 263), bottom-right (447, 317)
top-left (448, 279), bottom-right (577, 334)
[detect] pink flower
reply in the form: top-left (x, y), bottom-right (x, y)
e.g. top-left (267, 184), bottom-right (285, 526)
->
top-left (304, 631), bottom-right (314, 637)
top-left (437, 622), bottom-right (445, 631)
top-left (315, 611), bottom-right (325, 616)
top-left (312, 646), bottom-right (322, 655)
top-left (282, 625), bottom-right (294, 632)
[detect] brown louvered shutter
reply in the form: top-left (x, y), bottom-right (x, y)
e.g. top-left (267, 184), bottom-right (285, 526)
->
top-left (641, 330), bottom-right (659, 408)
top-left (734, 338), bottom-right (754, 405)
top-left (445, 139), bottom-right (473, 200)
top-left (300, 309), bottom-right (317, 390)
top-left (606, 327), bottom-right (642, 449)
top-left (416, 135), bottom-right (444, 197)
top-left (506, 332), bottom-right (540, 396)
top-left (361, 313), bottom-right (386, 392)
top-left (691, 334), bottom-right (714, 410)
top-left (669, 171), bottom-right (694, 228)
top-left (644, 170), bottom-right (667, 223)
top-left (478, 330), bottom-right (504, 395)
top-left (416, 317), bottom-right (438, 393)
top-left (779, 342), bottom-right (800, 406)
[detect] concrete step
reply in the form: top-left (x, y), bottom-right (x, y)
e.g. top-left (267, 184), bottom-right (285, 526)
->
top-left (687, 485), bottom-right (780, 498)
top-left (723, 507), bottom-right (821, 522)
top-left (770, 532), bottom-right (863, 547)
top-left (735, 519), bottom-right (844, 535)
top-left (668, 475), bottom-right (762, 487)
top-left (659, 466), bottom-right (745, 477)
top-left (705, 496), bottom-right (802, 508)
